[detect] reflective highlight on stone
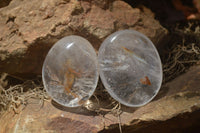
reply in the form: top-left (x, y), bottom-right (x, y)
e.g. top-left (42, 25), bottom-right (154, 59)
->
top-left (42, 36), bottom-right (99, 107)
top-left (98, 30), bottom-right (163, 107)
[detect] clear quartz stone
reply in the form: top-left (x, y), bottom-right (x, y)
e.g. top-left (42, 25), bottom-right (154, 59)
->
top-left (98, 30), bottom-right (163, 107)
top-left (42, 35), bottom-right (99, 107)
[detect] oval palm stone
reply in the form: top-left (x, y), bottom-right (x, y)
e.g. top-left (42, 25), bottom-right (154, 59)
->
top-left (98, 30), bottom-right (162, 107)
top-left (42, 36), bottom-right (99, 107)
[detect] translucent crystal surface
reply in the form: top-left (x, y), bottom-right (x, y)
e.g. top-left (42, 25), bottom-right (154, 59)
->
top-left (98, 30), bottom-right (162, 107)
top-left (42, 36), bottom-right (99, 107)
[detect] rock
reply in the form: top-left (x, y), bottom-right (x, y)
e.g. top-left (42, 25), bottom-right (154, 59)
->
top-left (0, 0), bottom-right (167, 77)
top-left (1, 65), bottom-right (200, 133)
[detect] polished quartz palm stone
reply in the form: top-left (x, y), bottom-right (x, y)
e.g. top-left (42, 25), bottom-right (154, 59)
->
top-left (98, 30), bottom-right (163, 107)
top-left (42, 36), bottom-right (99, 107)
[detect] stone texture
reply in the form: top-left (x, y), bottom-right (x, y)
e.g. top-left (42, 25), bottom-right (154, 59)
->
top-left (0, 0), bottom-right (168, 77)
top-left (1, 65), bottom-right (200, 133)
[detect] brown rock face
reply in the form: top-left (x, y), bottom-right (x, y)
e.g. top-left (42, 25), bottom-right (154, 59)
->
top-left (0, 0), bottom-right (167, 76)
top-left (1, 65), bottom-right (200, 133)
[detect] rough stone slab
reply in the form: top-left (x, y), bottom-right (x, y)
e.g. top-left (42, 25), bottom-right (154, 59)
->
top-left (0, 0), bottom-right (167, 76)
top-left (1, 65), bottom-right (200, 133)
